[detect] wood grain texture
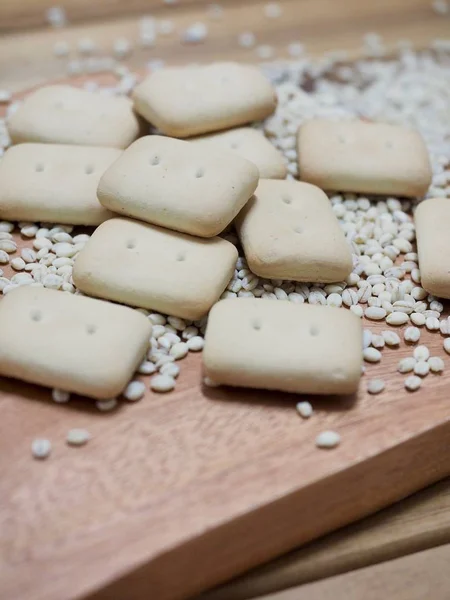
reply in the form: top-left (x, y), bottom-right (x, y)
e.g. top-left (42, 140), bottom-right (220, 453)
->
top-left (203, 478), bottom-right (450, 599)
top-left (0, 155), bottom-right (449, 599)
top-left (1, 0), bottom-right (450, 92)
top-left (257, 542), bottom-right (450, 600)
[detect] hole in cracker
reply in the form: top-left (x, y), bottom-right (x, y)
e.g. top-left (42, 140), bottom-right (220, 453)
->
top-left (151, 156), bottom-right (160, 166)
top-left (54, 101), bottom-right (64, 109)
top-left (294, 226), bottom-right (303, 234)
top-left (31, 309), bottom-right (42, 322)
top-left (86, 324), bottom-right (97, 335)
top-left (385, 141), bottom-right (393, 149)
top-left (85, 164), bottom-right (95, 175)
top-left (195, 168), bottom-right (205, 178)
top-left (282, 195), bottom-right (292, 204)
top-left (35, 163), bottom-right (44, 172)
top-left (176, 252), bottom-right (186, 262)
top-left (126, 240), bottom-right (136, 250)
top-left (310, 325), bottom-right (319, 336)
top-left (337, 135), bottom-right (346, 143)
top-left (252, 318), bottom-right (262, 331)
top-left (230, 141), bottom-right (240, 149)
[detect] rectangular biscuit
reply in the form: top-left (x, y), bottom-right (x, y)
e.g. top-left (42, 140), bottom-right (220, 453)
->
top-left (415, 198), bottom-right (450, 299)
top-left (0, 286), bottom-right (151, 399)
top-left (72, 217), bottom-right (238, 319)
top-left (98, 135), bottom-right (259, 237)
top-left (235, 179), bottom-right (353, 283)
top-left (203, 299), bottom-right (362, 395)
top-left (297, 119), bottom-right (432, 197)
top-left (189, 127), bottom-right (287, 179)
top-left (132, 62), bottom-right (277, 138)
top-left (7, 85), bottom-right (141, 148)
top-left (0, 143), bottom-right (120, 225)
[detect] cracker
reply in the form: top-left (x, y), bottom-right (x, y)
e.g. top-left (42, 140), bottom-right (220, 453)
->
top-left (297, 119), bottom-right (432, 197)
top-left (7, 85), bottom-right (141, 148)
top-left (235, 179), bottom-right (353, 282)
top-left (203, 299), bottom-right (362, 395)
top-left (98, 135), bottom-right (259, 237)
top-left (415, 198), bottom-right (450, 299)
top-left (132, 62), bottom-right (277, 138)
top-left (72, 217), bottom-right (238, 319)
top-left (0, 143), bottom-right (120, 225)
top-left (0, 286), bottom-right (151, 399)
top-left (189, 127), bottom-right (287, 179)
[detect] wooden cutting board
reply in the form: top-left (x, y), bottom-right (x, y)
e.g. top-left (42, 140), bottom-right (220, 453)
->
top-left (1, 81), bottom-right (450, 600)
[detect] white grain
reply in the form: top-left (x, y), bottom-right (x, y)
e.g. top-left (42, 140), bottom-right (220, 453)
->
top-left (382, 330), bottom-right (400, 346)
top-left (414, 360), bottom-right (430, 377)
top-left (186, 336), bottom-right (204, 351)
top-left (52, 388), bottom-right (70, 403)
top-left (123, 380), bottom-right (146, 401)
top-left (0, 239), bottom-right (17, 253)
top-left (31, 438), bottom-right (51, 459)
top-left (371, 334), bottom-right (385, 349)
top-left (398, 357), bottom-right (416, 373)
top-left (137, 360), bottom-right (157, 375)
top-left (428, 356), bottom-right (445, 373)
top-left (296, 401), bottom-right (313, 418)
top-left (66, 428), bottom-right (90, 446)
top-left (150, 374), bottom-right (176, 393)
top-left (404, 375), bottom-right (421, 391)
top-left (315, 430), bottom-right (341, 449)
top-left (363, 347), bottom-right (381, 363)
top-left (364, 306), bottom-right (386, 320)
top-left (96, 398), bottom-right (118, 412)
top-left (410, 312), bottom-right (426, 326)
top-left (11, 257), bottom-right (25, 271)
top-left (414, 345), bottom-right (430, 361)
top-left (404, 326), bottom-right (421, 344)
top-left (367, 378), bottom-right (385, 394)
top-left (159, 362), bottom-right (180, 378)
top-left (386, 312), bottom-right (409, 326)
top-left (425, 317), bottom-right (440, 331)
top-left (170, 342), bottom-right (189, 360)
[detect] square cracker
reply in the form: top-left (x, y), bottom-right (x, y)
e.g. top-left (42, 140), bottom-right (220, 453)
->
top-left (189, 127), bottom-right (287, 179)
top-left (203, 299), bottom-right (362, 395)
top-left (415, 198), bottom-right (450, 299)
top-left (0, 286), bottom-right (151, 399)
top-left (72, 217), bottom-right (238, 320)
top-left (235, 179), bottom-right (353, 283)
top-left (297, 118), bottom-right (432, 197)
top-left (0, 143), bottom-right (120, 225)
top-left (98, 135), bottom-right (259, 237)
top-left (132, 62), bottom-right (277, 138)
top-left (7, 85), bottom-right (141, 148)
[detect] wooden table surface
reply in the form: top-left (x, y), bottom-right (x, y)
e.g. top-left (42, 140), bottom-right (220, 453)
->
top-left (1, 1), bottom-right (450, 599)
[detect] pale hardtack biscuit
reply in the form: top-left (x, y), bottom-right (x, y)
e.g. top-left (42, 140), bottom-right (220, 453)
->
top-left (0, 286), bottom-right (151, 399)
top-left (72, 217), bottom-right (238, 319)
top-left (203, 299), bottom-right (362, 395)
top-left (98, 135), bottom-right (259, 237)
top-left (297, 119), bottom-right (432, 197)
top-left (189, 127), bottom-right (287, 179)
top-left (0, 143), bottom-right (120, 225)
top-left (415, 198), bottom-right (450, 299)
top-left (7, 85), bottom-right (141, 148)
top-left (132, 62), bottom-right (277, 138)
top-left (235, 179), bottom-right (352, 282)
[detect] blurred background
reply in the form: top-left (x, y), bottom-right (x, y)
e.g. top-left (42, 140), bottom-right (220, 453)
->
top-left (1, 0), bottom-right (449, 92)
